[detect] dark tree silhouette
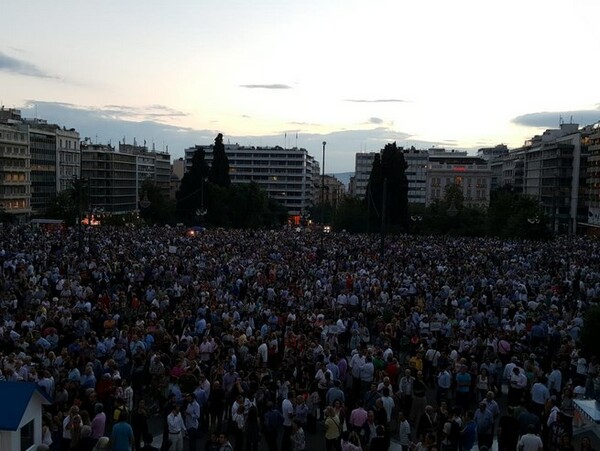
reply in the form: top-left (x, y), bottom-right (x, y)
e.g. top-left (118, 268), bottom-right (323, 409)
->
top-left (176, 148), bottom-right (210, 222)
top-left (208, 133), bottom-right (231, 188)
top-left (365, 143), bottom-right (409, 232)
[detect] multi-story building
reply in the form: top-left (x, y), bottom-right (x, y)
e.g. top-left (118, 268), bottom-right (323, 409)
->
top-left (426, 155), bottom-right (491, 207)
top-left (119, 143), bottom-right (171, 202)
top-left (56, 128), bottom-right (80, 192)
top-left (491, 123), bottom-right (590, 234)
top-left (0, 108), bottom-right (80, 215)
top-left (349, 152), bottom-right (377, 199)
top-left (28, 122), bottom-right (58, 213)
top-left (0, 122), bottom-right (31, 217)
top-left (155, 152), bottom-right (171, 200)
top-left (316, 174), bottom-right (345, 208)
top-left (81, 141), bottom-right (137, 213)
top-left (184, 144), bottom-right (316, 216)
top-left (170, 158), bottom-right (185, 201)
top-left (586, 123), bottom-right (600, 228)
top-left (404, 148), bottom-right (429, 205)
top-left (477, 144), bottom-right (508, 161)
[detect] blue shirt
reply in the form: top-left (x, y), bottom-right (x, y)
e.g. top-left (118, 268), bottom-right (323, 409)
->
top-left (456, 372), bottom-right (471, 393)
top-left (111, 421), bottom-right (133, 451)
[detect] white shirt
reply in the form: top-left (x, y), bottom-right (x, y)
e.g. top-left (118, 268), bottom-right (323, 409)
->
top-left (167, 411), bottom-right (186, 434)
top-left (282, 398), bottom-right (294, 427)
top-left (518, 433), bottom-right (543, 451)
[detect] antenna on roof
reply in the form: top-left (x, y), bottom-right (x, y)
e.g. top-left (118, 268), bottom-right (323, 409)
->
top-left (559, 115), bottom-right (564, 126)
top-left (570, 115), bottom-right (573, 124)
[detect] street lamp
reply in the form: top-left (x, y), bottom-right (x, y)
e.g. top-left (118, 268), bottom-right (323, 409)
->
top-left (320, 141), bottom-right (326, 254)
top-left (139, 192), bottom-right (151, 209)
top-left (411, 215), bottom-right (423, 233)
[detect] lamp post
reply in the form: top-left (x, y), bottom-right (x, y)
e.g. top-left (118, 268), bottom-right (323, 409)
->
top-left (320, 141), bottom-right (326, 254)
top-left (411, 215), bottom-right (423, 234)
top-left (197, 176), bottom-right (207, 224)
top-left (71, 175), bottom-right (87, 252)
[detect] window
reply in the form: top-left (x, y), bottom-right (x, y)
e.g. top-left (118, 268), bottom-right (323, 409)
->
top-left (21, 419), bottom-right (34, 451)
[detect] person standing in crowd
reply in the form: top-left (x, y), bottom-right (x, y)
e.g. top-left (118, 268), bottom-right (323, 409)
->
top-left (111, 411), bottom-right (134, 451)
top-left (185, 393), bottom-right (201, 451)
top-left (166, 405), bottom-right (186, 451)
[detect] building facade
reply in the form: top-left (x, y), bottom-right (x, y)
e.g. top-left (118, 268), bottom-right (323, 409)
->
top-left (184, 144), bottom-right (316, 216)
top-left (349, 152), bottom-right (377, 199)
top-left (404, 148), bottom-right (429, 205)
top-left (0, 123), bottom-right (31, 217)
top-left (55, 128), bottom-right (80, 193)
top-left (426, 156), bottom-right (492, 207)
top-left (81, 141), bottom-right (137, 214)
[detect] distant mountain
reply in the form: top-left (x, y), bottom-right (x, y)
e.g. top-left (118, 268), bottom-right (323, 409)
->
top-left (331, 172), bottom-right (353, 189)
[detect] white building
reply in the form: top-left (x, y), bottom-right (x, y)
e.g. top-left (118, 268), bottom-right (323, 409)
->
top-left (0, 122), bottom-right (31, 218)
top-left (185, 144), bottom-right (317, 216)
top-left (56, 127), bottom-right (80, 193)
top-left (426, 155), bottom-right (492, 207)
top-left (404, 148), bottom-right (429, 205)
top-left (349, 152), bottom-right (377, 199)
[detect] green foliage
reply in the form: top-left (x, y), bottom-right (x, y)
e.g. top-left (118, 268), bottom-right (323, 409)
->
top-left (45, 178), bottom-right (88, 225)
top-left (487, 186), bottom-right (551, 239)
top-left (332, 196), bottom-right (369, 233)
top-left (228, 183), bottom-right (269, 228)
top-left (139, 180), bottom-right (176, 225)
top-left (581, 306), bottom-right (600, 359)
top-left (176, 148), bottom-right (210, 222)
top-left (208, 133), bottom-right (231, 188)
top-left (365, 143), bottom-right (409, 232)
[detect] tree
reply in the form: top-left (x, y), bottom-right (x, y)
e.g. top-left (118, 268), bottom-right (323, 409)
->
top-left (208, 133), bottom-right (231, 188)
top-left (332, 196), bottom-right (369, 233)
top-left (365, 143), bottom-right (409, 232)
top-left (139, 180), bottom-right (175, 224)
top-left (176, 148), bottom-right (210, 222)
top-left (487, 186), bottom-right (550, 239)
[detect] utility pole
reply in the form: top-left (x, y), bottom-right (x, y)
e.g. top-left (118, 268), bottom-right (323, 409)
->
top-left (380, 178), bottom-right (387, 260)
top-left (320, 141), bottom-right (326, 254)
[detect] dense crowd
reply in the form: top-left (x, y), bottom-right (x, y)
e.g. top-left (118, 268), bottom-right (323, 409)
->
top-left (1, 224), bottom-right (599, 451)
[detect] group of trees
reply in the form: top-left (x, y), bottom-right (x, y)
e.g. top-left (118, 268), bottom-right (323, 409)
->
top-left (330, 142), bottom-right (552, 239)
top-left (41, 133), bottom-right (287, 229)
top-left (175, 133), bottom-right (287, 228)
top-left (37, 136), bottom-right (553, 238)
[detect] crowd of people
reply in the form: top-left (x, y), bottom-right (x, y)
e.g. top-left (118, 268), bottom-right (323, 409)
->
top-left (0, 223), bottom-right (599, 451)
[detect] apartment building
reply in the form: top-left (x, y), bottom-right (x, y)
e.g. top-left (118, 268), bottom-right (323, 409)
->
top-left (184, 144), bottom-right (316, 216)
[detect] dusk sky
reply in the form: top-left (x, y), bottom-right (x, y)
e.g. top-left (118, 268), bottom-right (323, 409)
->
top-left (2, 0), bottom-right (600, 173)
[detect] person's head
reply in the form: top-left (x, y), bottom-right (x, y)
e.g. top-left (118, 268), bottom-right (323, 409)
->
top-left (218, 432), bottom-right (229, 444)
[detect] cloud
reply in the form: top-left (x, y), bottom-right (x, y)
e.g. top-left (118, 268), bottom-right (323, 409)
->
top-left (368, 117), bottom-right (384, 125)
top-left (20, 101), bottom-right (211, 154)
top-left (288, 121), bottom-right (321, 127)
top-left (345, 98), bottom-right (407, 103)
top-left (240, 84), bottom-right (292, 90)
top-left (100, 104), bottom-right (188, 121)
top-left (512, 107), bottom-right (600, 128)
top-left (17, 100), bottom-right (468, 172)
top-left (0, 51), bottom-right (56, 79)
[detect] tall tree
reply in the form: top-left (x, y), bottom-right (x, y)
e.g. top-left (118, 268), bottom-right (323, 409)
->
top-left (380, 142), bottom-right (409, 230)
top-left (365, 143), bottom-right (409, 232)
top-left (209, 133), bottom-right (231, 188)
top-left (176, 148), bottom-right (210, 222)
